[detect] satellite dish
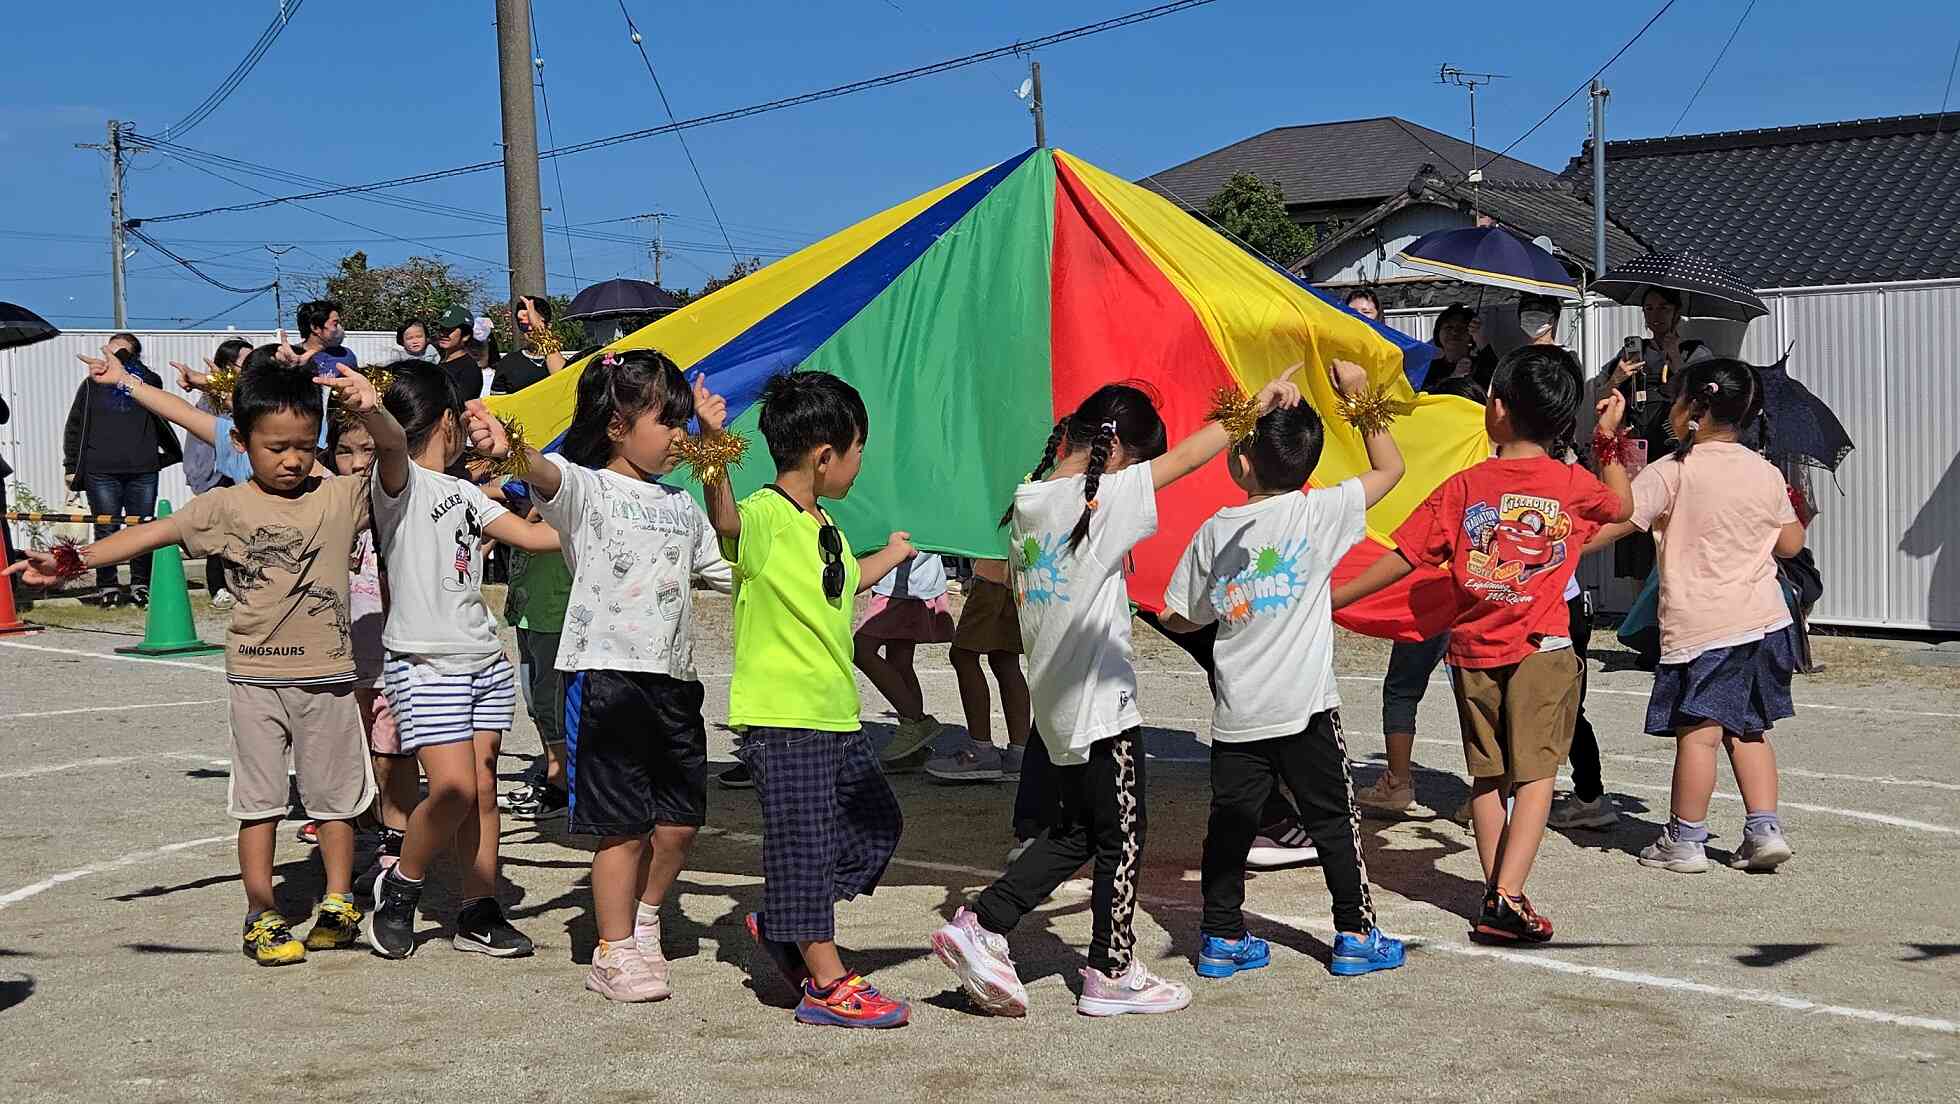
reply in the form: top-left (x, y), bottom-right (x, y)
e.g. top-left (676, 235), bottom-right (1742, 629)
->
top-left (1015, 78), bottom-right (1033, 100)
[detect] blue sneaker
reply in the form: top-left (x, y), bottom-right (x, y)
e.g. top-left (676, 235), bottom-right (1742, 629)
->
top-left (1196, 933), bottom-right (1270, 978)
top-left (1331, 928), bottom-right (1406, 976)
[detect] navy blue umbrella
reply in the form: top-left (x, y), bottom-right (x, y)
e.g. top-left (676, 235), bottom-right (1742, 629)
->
top-left (1753, 352), bottom-right (1854, 471)
top-left (564, 279), bottom-right (683, 321)
top-left (1393, 226), bottom-right (1580, 299)
top-left (1590, 251), bottom-right (1768, 321)
top-left (0, 302), bottom-right (58, 351)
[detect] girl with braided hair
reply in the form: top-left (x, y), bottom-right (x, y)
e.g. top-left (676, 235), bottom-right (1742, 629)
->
top-left (1586, 358), bottom-right (1807, 875)
top-left (932, 375), bottom-right (1302, 1019)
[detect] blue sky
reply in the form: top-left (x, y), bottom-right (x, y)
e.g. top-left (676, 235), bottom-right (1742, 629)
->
top-left (4, 0), bottom-right (1957, 328)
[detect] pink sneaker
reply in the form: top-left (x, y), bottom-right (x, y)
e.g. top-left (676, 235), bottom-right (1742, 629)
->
top-left (1076, 960), bottom-right (1193, 1017)
top-left (634, 909), bottom-right (671, 989)
top-left (930, 907), bottom-right (1027, 1017)
top-left (584, 938), bottom-right (671, 1003)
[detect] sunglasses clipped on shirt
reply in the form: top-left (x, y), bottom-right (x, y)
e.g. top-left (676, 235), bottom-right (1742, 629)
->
top-left (767, 484), bottom-right (847, 602)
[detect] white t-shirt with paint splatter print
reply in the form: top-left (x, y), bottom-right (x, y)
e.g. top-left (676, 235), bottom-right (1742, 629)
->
top-left (1009, 462), bottom-right (1157, 765)
top-left (1164, 479), bottom-right (1367, 742)
top-left (534, 455), bottom-right (732, 679)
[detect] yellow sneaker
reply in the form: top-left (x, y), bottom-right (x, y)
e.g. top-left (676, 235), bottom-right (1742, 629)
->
top-left (303, 893), bottom-right (363, 951)
top-left (243, 910), bottom-right (307, 966)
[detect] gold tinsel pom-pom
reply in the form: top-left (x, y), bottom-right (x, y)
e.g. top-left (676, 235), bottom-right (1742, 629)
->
top-left (1335, 384), bottom-right (1409, 437)
top-left (203, 362), bottom-right (241, 413)
top-left (327, 365), bottom-right (397, 427)
top-left (529, 327), bottom-right (563, 357)
top-left (465, 415), bottom-right (532, 478)
top-left (674, 429), bottom-right (750, 486)
top-left (1206, 388), bottom-right (1264, 443)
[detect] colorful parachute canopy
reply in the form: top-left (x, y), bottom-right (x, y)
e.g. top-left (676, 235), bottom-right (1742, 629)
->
top-left (488, 148), bottom-right (1486, 639)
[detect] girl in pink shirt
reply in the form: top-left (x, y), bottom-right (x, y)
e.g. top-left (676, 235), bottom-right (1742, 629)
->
top-left (1589, 359), bottom-right (1807, 875)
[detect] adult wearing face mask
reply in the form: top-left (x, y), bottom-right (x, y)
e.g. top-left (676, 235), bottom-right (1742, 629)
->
top-left (293, 300), bottom-right (359, 376)
top-left (433, 304), bottom-right (485, 401)
top-left (61, 332), bottom-right (183, 607)
top-left (396, 318), bottom-right (439, 363)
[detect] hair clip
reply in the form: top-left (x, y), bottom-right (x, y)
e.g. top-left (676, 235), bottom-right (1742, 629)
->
top-left (1704, 381), bottom-right (1721, 395)
top-left (1099, 420), bottom-right (1118, 435)
top-left (601, 352), bottom-right (620, 366)
top-left (1086, 498), bottom-right (1100, 511)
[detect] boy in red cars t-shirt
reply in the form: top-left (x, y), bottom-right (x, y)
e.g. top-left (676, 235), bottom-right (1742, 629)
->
top-left (1337, 346), bottom-right (1631, 944)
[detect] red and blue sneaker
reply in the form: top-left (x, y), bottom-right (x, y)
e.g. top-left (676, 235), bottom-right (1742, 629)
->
top-left (794, 974), bottom-right (911, 1029)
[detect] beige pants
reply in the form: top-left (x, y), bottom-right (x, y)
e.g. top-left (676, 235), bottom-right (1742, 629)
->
top-left (228, 682), bottom-right (377, 822)
top-left (1449, 649), bottom-right (1581, 784)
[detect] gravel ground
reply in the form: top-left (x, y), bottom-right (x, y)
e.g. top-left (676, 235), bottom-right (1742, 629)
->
top-left (1, 588), bottom-right (1955, 1103)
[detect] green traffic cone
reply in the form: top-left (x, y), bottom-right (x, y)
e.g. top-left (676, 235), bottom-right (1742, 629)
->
top-left (115, 500), bottom-right (223, 658)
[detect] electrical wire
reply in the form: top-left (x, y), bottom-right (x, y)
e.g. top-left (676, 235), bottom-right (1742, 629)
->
top-left (615, 0), bottom-right (738, 263)
top-left (129, 0), bottom-right (1222, 225)
top-left (531, 6), bottom-right (579, 284)
top-left (184, 285), bottom-right (276, 328)
top-left (1937, 34), bottom-right (1960, 136)
top-left (1477, 0), bottom-right (1679, 173)
top-left (1668, 0), bottom-right (1757, 136)
top-left (156, 0), bottom-right (308, 140)
top-left (124, 227), bottom-right (278, 294)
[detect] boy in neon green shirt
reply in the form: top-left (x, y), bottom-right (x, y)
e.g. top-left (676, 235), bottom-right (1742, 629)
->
top-left (700, 370), bottom-right (917, 1029)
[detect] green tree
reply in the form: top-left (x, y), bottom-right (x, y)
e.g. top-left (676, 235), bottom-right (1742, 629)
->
top-left (310, 252), bottom-right (485, 333)
top-left (1203, 173), bottom-right (1316, 266)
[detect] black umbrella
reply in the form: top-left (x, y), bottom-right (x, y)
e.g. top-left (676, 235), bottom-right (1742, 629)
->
top-left (1753, 351), bottom-right (1854, 471)
top-left (1589, 251), bottom-right (1768, 321)
top-left (564, 278), bottom-right (683, 321)
top-left (0, 302), bottom-right (59, 351)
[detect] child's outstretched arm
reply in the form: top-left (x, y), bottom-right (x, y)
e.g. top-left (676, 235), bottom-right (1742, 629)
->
top-left (1150, 375), bottom-right (1303, 491)
top-left (1593, 391), bottom-right (1635, 523)
top-left (856, 532), bottom-right (916, 594)
top-left (1332, 550), bottom-right (1416, 609)
top-left (1583, 521), bottom-right (1637, 555)
top-left (692, 374), bottom-right (742, 544)
top-left (79, 348), bottom-right (222, 447)
top-left (320, 364), bottom-right (410, 496)
top-left (484, 514), bottom-right (564, 553)
top-left (4, 518), bottom-right (183, 587)
top-left (1329, 358), bottom-right (1405, 507)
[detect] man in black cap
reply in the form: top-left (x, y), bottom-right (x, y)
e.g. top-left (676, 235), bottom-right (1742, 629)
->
top-left (434, 304), bottom-right (484, 401)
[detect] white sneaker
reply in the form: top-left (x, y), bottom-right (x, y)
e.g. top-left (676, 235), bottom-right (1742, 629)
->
top-left (1245, 824), bottom-right (1318, 869)
top-left (1077, 961), bottom-right (1193, 1017)
top-left (585, 938), bottom-right (671, 1002)
top-left (1355, 773), bottom-right (1415, 816)
top-left (1547, 794), bottom-right (1621, 830)
top-left (1638, 829), bottom-right (1710, 873)
top-left (210, 588), bottom-right (236, 610)
top-left (1729, 827), bottom-right (1794, 871)
top-left (930, 907), bottom-right (1027, 1016)
top-left (926, 743), bottom-right (1006, 782)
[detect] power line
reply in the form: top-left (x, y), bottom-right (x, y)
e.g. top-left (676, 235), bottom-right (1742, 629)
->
top-left (531, 6), bottom-right (579, 284)
top-left (1477, 0), bottom-right (1679, 172)
top-left (124, 226), bottom-right (279, 294)
top-left (1668, 0), bottom-right (1758, 136)
top-left (615, 1), bottom-right (739, 264)
top-left (129, 0), bottom-right (1223, 225)
top-left (157, 0), bottom-right (308, 140)
top-left (184, 285), bottom-right (276, 328)
top-left (1938, 33), bottom-right (1960, 135)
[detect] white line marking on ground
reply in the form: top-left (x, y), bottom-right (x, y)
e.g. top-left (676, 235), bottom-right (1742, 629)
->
top-left (1592, 750), bottom-right (1960, 793)
top-left (1404, 737), bottom-right (1960, 835)
top-left (1253, 911), bottom-right (1959, 1036)
top-left (1, 698), bottom-right (227, 722)
top-left (1325, 671), bottom-right (1960, 721)
top-left (0, 835), bottom-right (233, 911)
top-left (0, 751), bottom-right (216, 781)
top-left (0, 639), bottom-right (226, 673)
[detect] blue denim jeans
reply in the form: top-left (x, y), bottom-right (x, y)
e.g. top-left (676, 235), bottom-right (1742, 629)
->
top-left (84, 472), bottom-right (159, 588)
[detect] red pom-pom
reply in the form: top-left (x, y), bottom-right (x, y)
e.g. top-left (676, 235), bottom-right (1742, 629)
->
top-left (49, 539), bottom-right (88, 581)
top-left (1591, 431), bottom-right (1634, 468)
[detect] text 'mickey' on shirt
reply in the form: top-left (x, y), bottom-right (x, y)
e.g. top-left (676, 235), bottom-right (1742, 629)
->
top-left (371, 463), bottom-right (508, 670)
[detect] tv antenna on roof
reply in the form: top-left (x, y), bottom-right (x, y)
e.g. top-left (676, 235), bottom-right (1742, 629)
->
top-left (1439, 64), bottom-right (1508, 215)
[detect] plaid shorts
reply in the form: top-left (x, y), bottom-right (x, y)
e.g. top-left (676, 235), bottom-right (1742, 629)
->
top-left (383, 653), bottom-right (518, 752)
top-left (735, 728), bottom-right (904, 944)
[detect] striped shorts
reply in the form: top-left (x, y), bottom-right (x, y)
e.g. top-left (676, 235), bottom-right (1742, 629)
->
top-left (382, 652), bottom-right (518, 752)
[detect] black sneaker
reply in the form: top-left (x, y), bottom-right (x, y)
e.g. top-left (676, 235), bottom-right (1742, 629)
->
top-left (506, 783), bottom-right (568, 820)
top-left (364, 867), bottom-right (422, 959)
top-left (127, 584), bottom-right (149, 608)
top-left (716, 763), bottom-right (755, 789)
top-left (1471, 889), bottom-right (1554, 944)
top-left (453, 898), bottom-right (534, 958)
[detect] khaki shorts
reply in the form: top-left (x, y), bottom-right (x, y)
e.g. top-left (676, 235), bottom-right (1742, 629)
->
top-left (1449, 649), bottom-right (1581, 783)
top-left (952, 577), bottom-right (1023, 655)
top-left (228, 683), bottom-right (377, 822)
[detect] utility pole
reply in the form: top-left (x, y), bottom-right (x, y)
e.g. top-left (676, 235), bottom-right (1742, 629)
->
top-left (77, 121), bottom-right (132, 327)
top-left (1439, 65), bottom-right (1506, 217)
top-left (495, 0), bottom-right (548, 312)
top-left (629, 213), bottom-right (670, 286)
top-left (1590, 79), bottom-right (1611, 281)
top-left (1030, 60), bottom-right (1046, 148)
top-left (266, 244), bottom-right (294, 332)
